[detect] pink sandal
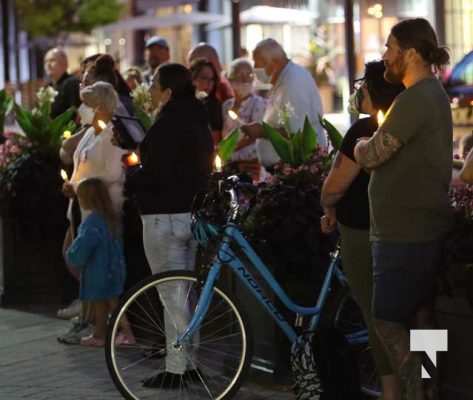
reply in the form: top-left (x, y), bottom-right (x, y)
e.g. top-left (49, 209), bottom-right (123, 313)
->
top-left (115, 332), bottom-right (137, 346)
top-left (80, 334), bottom-right (105, 347)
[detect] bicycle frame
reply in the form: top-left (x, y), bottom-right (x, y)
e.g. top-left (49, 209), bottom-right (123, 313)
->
top-left (178, 223), bottom-right (363, 345)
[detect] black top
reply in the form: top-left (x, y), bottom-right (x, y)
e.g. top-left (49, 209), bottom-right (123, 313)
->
top-left (50, 73), bottom-right (81, 118)
top-left (335, 117), bottom-right (378, 230)
top-left (128, 95), bottom-right (214, 215)
top-left (204, 95), bottom-right (223, 132)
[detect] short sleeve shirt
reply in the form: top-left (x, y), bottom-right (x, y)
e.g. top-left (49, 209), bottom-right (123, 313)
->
top-left (256, 61), bottom-right (326, 167)
top-left (368, 78), bottom-right (453, 242)
top-left (336, 117), bottom-right (378, 230)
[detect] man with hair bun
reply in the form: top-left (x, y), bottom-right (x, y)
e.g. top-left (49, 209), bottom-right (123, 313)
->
top-left (354, 18), bottom-right (452, 400)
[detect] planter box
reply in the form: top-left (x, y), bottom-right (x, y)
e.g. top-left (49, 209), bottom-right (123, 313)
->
top-left (0, 211), bottom-right (68, 305)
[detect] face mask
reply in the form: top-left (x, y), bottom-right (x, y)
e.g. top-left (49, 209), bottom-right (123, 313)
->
top-left (254, 68), bottom-right (271, 84)
top-left (347, 88), bottom-right (364, 117)
top-left (232, 82), bottom-right (253, 98)
top-left (78, 103), bottom-right (95, 125)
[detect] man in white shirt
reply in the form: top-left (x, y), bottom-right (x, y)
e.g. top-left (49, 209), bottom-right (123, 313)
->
top-left (242, 38), bottom-right (326, 167)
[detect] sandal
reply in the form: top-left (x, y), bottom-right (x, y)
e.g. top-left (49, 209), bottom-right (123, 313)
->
top-left (115, 332), bottom-right (137, 346)
top-left (80, 334), bottom-right (105, 347)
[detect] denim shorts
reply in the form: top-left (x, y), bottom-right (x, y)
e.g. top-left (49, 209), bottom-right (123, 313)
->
top-left (372, 240), bottom-right (443, 324)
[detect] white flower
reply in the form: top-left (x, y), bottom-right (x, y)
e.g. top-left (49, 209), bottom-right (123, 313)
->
top-left (36, 86), bottom-right (58, 106)
top-left (131, 83), bottom-right (152, 113)
top-left (277, 102), bottom-right (296, 131)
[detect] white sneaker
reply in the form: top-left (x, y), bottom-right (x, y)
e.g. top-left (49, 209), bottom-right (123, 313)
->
top-left (57, 299), bottom-right (81, 320)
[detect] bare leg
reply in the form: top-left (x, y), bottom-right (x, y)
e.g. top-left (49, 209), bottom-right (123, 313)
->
top-left (376, 319), bottom-right (423, 400)
top-left (381, 374), bottom-right (401, 400)
top-left (92, 301), bottom-right (108, 340)
top-left (108, 298), bottom-right (134, 338)
top-left (414, 305), bottom-right (438, 400)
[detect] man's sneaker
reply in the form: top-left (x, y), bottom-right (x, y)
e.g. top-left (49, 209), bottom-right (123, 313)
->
top-left (57, 320), bottom-right (92, 345)
top-left (57, 299), bottom-right (81, 320)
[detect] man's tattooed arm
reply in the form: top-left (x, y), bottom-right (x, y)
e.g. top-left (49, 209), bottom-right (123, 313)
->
top-left (354, 129), bottom-right (402, 169)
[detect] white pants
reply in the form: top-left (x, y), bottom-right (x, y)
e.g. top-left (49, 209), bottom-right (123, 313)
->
top-left (141, 213), bottom-right (197, 374)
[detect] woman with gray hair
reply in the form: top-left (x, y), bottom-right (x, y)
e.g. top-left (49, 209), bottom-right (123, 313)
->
top-left (63, 81), bottom-right (127, 220)
top-left (222, 57), bottom-right (266, 181)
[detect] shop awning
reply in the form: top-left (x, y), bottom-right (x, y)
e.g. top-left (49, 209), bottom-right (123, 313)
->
top-left (206, 6), bottom-right (317, 30)
top-left (99, 11), bottom-right (225, 33)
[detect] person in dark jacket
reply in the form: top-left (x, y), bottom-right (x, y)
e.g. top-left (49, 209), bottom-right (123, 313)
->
top-left (44, 48), bottom-right (81, 118)
top-left (127, 63), bottom-right (213, 388)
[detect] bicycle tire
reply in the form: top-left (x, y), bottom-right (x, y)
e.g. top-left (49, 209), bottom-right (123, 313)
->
top-left (105, 270), bottom-right (253, 400)
top-left (322, 287), bottom-right (382, 398)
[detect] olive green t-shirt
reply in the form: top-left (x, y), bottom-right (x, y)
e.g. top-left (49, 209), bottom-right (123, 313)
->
top-left (368, 78), bottom-right (453, 242)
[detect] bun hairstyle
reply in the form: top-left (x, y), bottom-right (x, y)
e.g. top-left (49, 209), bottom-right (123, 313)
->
top-left (391, 18), bottom-right (450, 72)
top-left (87, 54), bottom-right (131, 97)
top-left (155, 63), bottom-right (195, 99)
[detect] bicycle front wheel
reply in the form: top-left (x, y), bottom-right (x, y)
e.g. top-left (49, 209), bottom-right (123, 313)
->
top-left (106, 271), bottom-right (253, 400)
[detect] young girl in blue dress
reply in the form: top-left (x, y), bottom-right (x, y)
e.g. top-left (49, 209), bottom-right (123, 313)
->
top-left (67, 177), bottom-right (134, 347)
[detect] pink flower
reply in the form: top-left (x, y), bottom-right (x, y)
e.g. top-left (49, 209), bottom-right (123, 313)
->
top-left (10, 145), bottom-right (21, 155)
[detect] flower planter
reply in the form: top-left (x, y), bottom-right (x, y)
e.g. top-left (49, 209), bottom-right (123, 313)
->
top-left (0, 154), bottom-right (68, 305)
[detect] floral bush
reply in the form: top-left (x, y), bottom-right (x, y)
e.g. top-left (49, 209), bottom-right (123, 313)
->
top-left (131, 83), bottom-right (154, 131)
top-left (0, 87), bottom-right (74, 223)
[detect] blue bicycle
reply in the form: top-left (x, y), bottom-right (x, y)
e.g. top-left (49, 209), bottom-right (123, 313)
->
top-left (106, 175), bottom-right (381, 400)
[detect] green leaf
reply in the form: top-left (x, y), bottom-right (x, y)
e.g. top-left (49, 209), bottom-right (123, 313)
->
top-left (301, 116), bottom-right (317, 161)
top-left (217, 128), bottom-right (240, 162)
top-left (262, 122), bottom-right (291, 163)
top-left (290, 131), bottom-right (304, 165)
top-left (49, 108), bottom-right (75, 139)
top-left (14, 104), bottom-right (35, 137)
top-left (320, 116), bottom-right (343, 151)
top-left (133, 106), bottom-right (153, 131)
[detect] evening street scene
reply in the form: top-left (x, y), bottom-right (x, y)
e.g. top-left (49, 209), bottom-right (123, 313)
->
top-left (1, 0), bottom-right (473, 399)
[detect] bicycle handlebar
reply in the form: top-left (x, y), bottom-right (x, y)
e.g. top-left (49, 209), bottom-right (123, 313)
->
top-left (222, 175), bottom-right (257, 222)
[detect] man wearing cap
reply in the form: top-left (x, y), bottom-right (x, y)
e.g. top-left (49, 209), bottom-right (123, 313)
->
top-left (143, 36), bottom-right (170, 84)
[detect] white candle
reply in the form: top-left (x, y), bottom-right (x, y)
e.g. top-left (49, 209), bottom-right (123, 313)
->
top-left (377, 110), bottom-right (385, 126)
top-left (60, 169), bottom-right (69, 181)
top-left (214, 155), bottom-right (222, 172)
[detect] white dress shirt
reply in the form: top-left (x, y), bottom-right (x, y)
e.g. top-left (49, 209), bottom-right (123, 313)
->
top-left (256, 61), bottom-right (326, 167)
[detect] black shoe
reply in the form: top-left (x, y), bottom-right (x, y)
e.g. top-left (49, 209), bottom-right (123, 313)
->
top-left (142, 372), bottom-right (186, 389)
top-left (184, 368), bottom-right (206, 384)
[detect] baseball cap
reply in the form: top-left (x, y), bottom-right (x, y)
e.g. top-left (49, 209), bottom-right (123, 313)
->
top-left (145, 36), bottom-right (169, 49)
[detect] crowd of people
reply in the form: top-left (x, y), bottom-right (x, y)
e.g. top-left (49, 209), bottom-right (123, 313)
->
top-left (41, 16), bottom-right (470, 400)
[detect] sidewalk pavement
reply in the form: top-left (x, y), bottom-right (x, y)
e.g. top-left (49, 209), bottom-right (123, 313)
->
top-left (0, 306), bottom-right (294, 400)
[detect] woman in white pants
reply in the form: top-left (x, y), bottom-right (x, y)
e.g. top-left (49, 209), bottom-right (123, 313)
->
top-left (127, 63), bottom-right (213, 388)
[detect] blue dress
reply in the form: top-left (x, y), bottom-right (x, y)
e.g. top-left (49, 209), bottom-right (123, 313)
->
top-left (66, 212), bottom-right (126, 301)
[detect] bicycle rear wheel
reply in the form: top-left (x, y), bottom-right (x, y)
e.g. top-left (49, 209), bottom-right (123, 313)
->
top-left (323, 287), bottom-right (382, 398)
top-left (106, 271), bottom-right (253, 400)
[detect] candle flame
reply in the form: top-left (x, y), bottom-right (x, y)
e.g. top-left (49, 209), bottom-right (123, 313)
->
top-left (126, 152), bottom-right (140, 166)
top-left (228, 110), bottom-right (239, 121)
top-left (60, 169), bottom-right (69, 181)
top-left (214, 155), bottom-right (222, 172)
top-left (97, 119), bottom-right (107, 130)
top-left (377, 110), bottom-right (385, 125)
top-left (62, 130), bottom-right (72, 139)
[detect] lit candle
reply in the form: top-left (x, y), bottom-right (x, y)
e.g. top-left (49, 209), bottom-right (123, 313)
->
top-left (97, 119), bottom-right (107, 130)
top-left (60, 169), bottom-right (69, 181)
top-left (126, 152), bottom-right (140, 167)
top-left (214, 155), bottom-right (222, 172)
top-left (62, 130), bottom-right (72, 140)
top-left (377, 110), bottom-right (385, 126)
top-left (228, 110), bottom-right (243, 124)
